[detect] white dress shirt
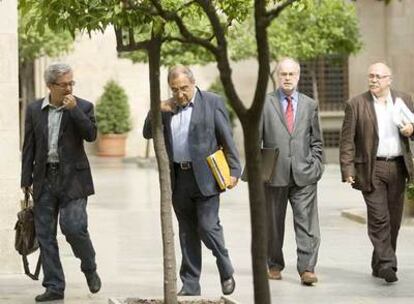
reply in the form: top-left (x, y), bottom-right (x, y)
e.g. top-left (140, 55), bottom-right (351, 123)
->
top-left (170, 93), bottom-right (196, 162)
top-left (373, 92), bottom-right (402, 158)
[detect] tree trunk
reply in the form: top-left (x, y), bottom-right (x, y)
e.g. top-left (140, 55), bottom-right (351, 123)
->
top-left (242, 119), bottom-right (271, 304)
top-left (147, 36), bottom-right (178, 304)
top-left (19, 60), bottom-right (36, 148)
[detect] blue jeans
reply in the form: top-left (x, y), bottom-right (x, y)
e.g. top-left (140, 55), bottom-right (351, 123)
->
top-left (34, 166), bottom-right (96, 295)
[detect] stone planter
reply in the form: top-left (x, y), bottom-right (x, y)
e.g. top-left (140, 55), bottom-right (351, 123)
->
top-left (404, 195), bottom-right (414, 217)
top-left (97, 133), bottom-right (127, 157)
top-left (108, 296), bottom-right (240, 304)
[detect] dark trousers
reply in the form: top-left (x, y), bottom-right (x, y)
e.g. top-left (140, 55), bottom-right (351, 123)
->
top-left (34, 165), bottom-right (96, 295)
top-left (266, 177), bottom-right (320, 274)
top-left (362, 159), bottom-right (406, 273)
top-left (172, 165), bottom-right (233, 294)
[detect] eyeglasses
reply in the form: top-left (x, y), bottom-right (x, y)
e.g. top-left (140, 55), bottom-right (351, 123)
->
top-left (368, 74), bottom-right (390, 80)
top-left (171, 85), bottom-right (192, 94)
top-left (279, 72), bottom-right (298, 78)
top-left (53, 81), bottom-right (76, 88)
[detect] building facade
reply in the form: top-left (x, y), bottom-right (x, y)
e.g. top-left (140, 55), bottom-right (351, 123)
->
top-left (30, 0), bottom-right (414, 160)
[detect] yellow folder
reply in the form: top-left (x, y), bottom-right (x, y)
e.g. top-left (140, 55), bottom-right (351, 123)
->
top-left (206, 149), bottom-right (231, 190)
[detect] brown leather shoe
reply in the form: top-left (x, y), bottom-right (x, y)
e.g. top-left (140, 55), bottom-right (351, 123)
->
top-left (268, 267), bottom-right (282, 280)
top-left (300, 271), bottom-right (318, 286)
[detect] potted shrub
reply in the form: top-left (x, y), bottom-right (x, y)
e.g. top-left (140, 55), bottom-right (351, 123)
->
top-left (96, 80), bottom-right (132, 157)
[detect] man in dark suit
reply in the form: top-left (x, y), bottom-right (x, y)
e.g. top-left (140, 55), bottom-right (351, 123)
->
top-left (143, 65), bottom-right (241, 296)
top-left (21, 63), bottom-right (101, 302)
top-left (261, 58), bottom-right (324, 285)
top-left (340, 62), bottom-right (414, 283)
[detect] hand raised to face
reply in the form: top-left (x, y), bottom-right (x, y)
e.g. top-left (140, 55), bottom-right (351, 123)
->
top-left (160, 98), bottom-right (177, 112)
top-left (63, 95), bottom-right (77, 110)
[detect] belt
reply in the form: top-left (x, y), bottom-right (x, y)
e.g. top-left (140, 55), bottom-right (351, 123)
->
top-left (376, 156), bottom-right (403, 162)
top-left (174, 161), bottom-right (192, 170)
top-left (46, 162), bottom-right (60, 170)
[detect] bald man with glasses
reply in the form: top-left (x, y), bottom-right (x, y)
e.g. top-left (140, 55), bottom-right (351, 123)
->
top-left (340, 62), bottom-right (414, 283)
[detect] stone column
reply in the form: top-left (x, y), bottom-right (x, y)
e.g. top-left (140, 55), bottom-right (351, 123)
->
top-left (0, 0), bottom-right (20, 273)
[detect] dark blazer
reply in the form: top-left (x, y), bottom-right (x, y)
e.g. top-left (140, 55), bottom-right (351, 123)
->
top-left (260, 90), bottom-right (324, 187)
top-left (21, 96), bottom-right (97, 201)
top-left (340, 89), bottom-right (414, 192)
top-left (143, 89), bottom-right (241, 197)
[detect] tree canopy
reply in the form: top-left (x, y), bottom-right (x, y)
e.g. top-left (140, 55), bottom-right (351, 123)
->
top-left (18, 3), bottom-right (73, 63)
top-left (230, 0), bottom-right (361, 63)
top-left (19, 0), bottom-right (253, 67)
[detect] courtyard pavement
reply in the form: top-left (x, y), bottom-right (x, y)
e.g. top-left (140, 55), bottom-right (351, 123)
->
top-left (1, 157), bottom-right (414, 304)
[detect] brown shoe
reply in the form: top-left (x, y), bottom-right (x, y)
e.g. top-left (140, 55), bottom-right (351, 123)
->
top-left (268, 267), bottom-right (282, 280)
top-left (300, 271), bottom-right (318, 286)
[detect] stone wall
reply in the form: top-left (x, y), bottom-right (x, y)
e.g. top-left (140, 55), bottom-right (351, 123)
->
top-left (349, 0), bottom-right (414, 97)
top-left (0, 0), bottom-right (21, 273)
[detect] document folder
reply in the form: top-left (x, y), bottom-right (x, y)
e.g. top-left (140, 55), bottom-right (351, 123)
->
top-left (393, 97), bottom-right (414, 128)
top-left (206, 149), bottom-right (231, 190)
top-left (241, 148), bottom-right (279, 183)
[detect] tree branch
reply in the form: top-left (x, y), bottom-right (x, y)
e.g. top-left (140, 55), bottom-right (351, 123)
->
top-left (120, 0), bottom-right (157, 15)
top-left (177, 0), bottom-right (197, 13)
top-left (114, 26), bottom-right (151, 52)
top-left (249, 0), bottom-right (271, 120)
top-left (194, 0), bottom-right (247, 116)
top-left (266, 0), bottom-right (300, 24)
top-left (150, 0), bottom-right (218, 55)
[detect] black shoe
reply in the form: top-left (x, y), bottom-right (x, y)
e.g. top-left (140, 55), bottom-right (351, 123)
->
top-left (177, 287), bottom-right (200, 296)
top-left (221, 276), bottom-right (235, 295)
top-left (35, 290), bottom-right (64, 302)
top-left (372, 270), bottom-right (379, 278)
top-left (378, 268), bottom-right (398, 283)
top-left (85, 271), bottom-right (102, 293)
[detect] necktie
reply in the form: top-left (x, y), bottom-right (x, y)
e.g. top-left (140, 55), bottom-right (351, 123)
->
top-left (285, 95), bottom-right (294, 134)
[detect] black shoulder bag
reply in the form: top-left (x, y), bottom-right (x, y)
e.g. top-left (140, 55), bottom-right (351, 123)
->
top-left (14, 193), bottom-right (41, 280)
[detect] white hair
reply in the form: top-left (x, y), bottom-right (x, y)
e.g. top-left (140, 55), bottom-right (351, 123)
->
top-left (44, 63), bottom-right (72, 84)
top-left (276, 57), bottom-right (301, 74)
top-left (168, 65), bottom-right (195, 84)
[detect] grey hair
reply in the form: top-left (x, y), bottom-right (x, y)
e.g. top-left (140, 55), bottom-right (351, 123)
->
top-left (44, 63), bottom-right (73, 85)
top-left (276, 57), bottom-right (301, 74)
top-left (167, 65), bottom-right (195, 84)
top-left (369, 62), bottom-right (393, 77)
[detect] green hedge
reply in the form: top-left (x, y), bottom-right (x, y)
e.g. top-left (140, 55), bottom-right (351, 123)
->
top-left (96, 80), bottom-right (132, 134)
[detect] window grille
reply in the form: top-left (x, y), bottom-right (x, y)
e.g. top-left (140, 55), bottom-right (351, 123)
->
top-left (298, 55), bottom-right (348, 112)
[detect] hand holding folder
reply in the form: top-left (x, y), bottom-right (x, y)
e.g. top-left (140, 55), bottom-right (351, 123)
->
top-left (206, 149), bottom-right (231, 190)
top-left (393, 97), bottom-right (414, 128)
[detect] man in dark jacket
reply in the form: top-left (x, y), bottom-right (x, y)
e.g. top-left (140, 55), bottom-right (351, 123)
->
top-left (21, 63), bottom-right (101, 302)
top-left (340, 62), bottom-right (414, 283)
top-left (143, 65), bottom-right (241, 296)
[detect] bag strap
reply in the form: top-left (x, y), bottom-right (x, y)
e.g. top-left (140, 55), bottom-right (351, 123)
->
top-left (22, 254), bottom-right (41, 280)
top-left (21, 192), bottom-right (30, 210)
